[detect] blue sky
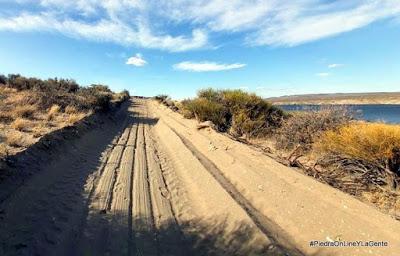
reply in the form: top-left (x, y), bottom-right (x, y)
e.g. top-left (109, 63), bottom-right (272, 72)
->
top-left (0, 0), bottom-right (399, 99)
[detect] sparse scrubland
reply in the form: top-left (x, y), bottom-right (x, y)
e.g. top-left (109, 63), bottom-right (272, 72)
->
top-left (0, 74), bottom-right (129, 159)
top-left (156, 89), bottom-right (400, 218)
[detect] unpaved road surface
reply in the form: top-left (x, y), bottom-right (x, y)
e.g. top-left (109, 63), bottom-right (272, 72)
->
top-left (0, 99), bottom-right (399, 256)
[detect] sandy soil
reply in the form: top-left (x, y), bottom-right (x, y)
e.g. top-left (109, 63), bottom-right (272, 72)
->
top-left (0, 98), bottom-right (399, 256)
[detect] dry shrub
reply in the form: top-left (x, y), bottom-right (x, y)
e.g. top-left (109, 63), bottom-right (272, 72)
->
top-left (362, 190), bottom-right (400, 218)
top-left (112, 90), bottom-right (130, 103)
top-left (13, 105), bottom-right (36, 119)
top-left (47, 105), bottom-right (61, 120)
top-left (315, 122), bottom-right (400, 190)
top-left (0, 110), bottom-right (13, 123)
top-left (275, 107), bottom-right (352, 152)
top-left (11, 118), bottom-right (31, 131)
top-left (6, 132), bottom-right (26, 147)
top-left (67, 113), bottom-right (86, 125)
top-left (2, 74), bottom-right (129, 114)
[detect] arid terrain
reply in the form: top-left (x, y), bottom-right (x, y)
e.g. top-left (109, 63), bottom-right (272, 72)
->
top-left (266, 92), bottom-right (400, 105)
top-left (0, 98), bottom-right (399, 256)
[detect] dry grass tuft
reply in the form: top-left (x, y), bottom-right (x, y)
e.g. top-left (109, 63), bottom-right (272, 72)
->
top-left (0, 143), bottom-right (8, 158)
top-left (13, 105), bottom-right (37, 119)
top-left (316, 122), bottom-right (400, 172)
top-left (6, 132), bottom-right (27, 147)
top-left (67, 113), bottom-right (86, 125)
top-left (46, 104), bottom-right (61, 120)
top-left (65, 105), bottom-right (78, 114)
top-left (11, 118), bottom-right (31, 131)
top-left (31, 123), bottom-right (48, 138)
top-left (315, 122), bottom-right (400, 190)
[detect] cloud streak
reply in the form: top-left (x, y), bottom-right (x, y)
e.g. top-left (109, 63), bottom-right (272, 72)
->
top-left (0, 12), bottom-right (207, 52)
top-left (173, 61), bottom-right (246, 72)
top-left (328, 63), bottom-right (344, 68)
top-left (316, 72), bottom-right (330, 77)
top-left (0, 1), bottom-right (399, 50)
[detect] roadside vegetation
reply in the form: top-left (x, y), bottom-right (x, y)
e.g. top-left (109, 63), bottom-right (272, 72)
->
top-left (155, 89), bottom-right (400, 219)
top-left (157, 88), bottom-right (286, 137)
top-left (0, 74), bottom-right (129, 159)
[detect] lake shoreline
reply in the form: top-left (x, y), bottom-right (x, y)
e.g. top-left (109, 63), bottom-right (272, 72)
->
top-left (272, 101), bottom-right (400, 105)
top-left (278, 104), bottom-right (400, 124)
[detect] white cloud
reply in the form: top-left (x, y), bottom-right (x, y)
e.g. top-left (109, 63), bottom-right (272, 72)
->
top-left (250, 1), bottom-right (400, 46)
top-left (0, 12), bottom-right (208, 52)
top-left (316, 72), bottom-right (330, 77)
top-left (126, 53), bottom-right (147, 66)
top-left (328, 63), bottom-right (344, 68)
top-left (173, 61), bottom-right (246, 72)
top-left (0, 0), bottom-right (400, 49)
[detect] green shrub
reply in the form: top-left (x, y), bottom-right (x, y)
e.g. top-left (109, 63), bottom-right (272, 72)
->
top-left (181, 88), bottom-right (286, 137)
top-left (78, 86), bottom-right (112, 111)
top-left (197, 88), bottom-right (221, 102)
top-left (182, 98), bottom-right (228, 130)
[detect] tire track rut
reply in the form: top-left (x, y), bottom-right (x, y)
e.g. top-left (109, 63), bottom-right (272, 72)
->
top-left (78, 100), bottom-right (186, 256)
top-left (163, 122), bottom-right (303, 256)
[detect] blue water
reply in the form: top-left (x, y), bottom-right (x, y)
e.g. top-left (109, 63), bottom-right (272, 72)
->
top-left (279, 104), bottom-right (400, 124)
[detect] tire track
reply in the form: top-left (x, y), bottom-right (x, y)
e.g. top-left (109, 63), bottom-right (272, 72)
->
top-left (78, 120), bottom-right (136, 255)
top-left (108, 123), bottom-right (138, 255)
top-left (163, 122), bottom-right (304, 256)
top-left (132, 122), bottom-right (157, 256)
top-left (145, 123), bottom-right (187, 256)
top-left (78, 101), bottom-right (188, 256)
top-left (0, 105), bottom-right (131, 256)
top-left (98, 126), bottom-right (131, 213)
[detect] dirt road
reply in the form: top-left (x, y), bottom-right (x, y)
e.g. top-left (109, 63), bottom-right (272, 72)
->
top-left (0, 99), bottom-right (399, 256)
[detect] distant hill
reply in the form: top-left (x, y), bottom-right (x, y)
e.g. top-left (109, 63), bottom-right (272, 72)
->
top-left (266, 92), bottom-right (400, 105)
